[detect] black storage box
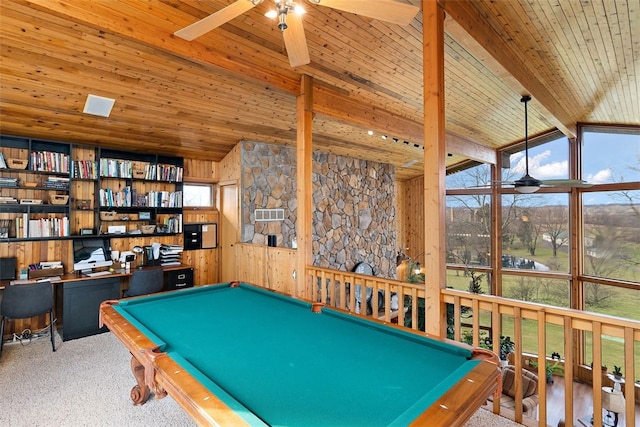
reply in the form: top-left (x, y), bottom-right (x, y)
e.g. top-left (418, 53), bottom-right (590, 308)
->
top-left (0, 257), bottom-right (17, 280)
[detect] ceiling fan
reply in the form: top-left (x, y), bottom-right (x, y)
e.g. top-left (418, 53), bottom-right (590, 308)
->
top-left (495, 95), bottom-right (592, 194)
top-left (174, 0), bottom-right (419, 67)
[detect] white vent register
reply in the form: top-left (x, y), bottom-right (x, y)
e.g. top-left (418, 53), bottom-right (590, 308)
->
top-left (255, 208), bottom-right (285, 222)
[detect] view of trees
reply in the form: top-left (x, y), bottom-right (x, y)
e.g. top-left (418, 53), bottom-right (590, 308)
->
top-left (443, 129), bottom-right (639, 372)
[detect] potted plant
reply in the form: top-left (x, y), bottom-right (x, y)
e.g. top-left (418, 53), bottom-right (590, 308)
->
top-left (531, 359), bottom-right (565, 384)
top-left (612, 365), bottom-right (623, 380)
top-left (499, 335), bottom-right (515, 364)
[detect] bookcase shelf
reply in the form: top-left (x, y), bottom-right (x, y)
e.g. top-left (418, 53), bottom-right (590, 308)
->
top-left (0, 135), bottom-right (71, 239)
top-left (0, 135), bottom-right (184, 241)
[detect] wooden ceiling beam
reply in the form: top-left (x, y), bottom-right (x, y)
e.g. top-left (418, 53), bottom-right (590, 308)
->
top-left (312, 83), bottom-right (496, 164)
top-left (23, 0), bottom-right (301, 95)
top-left (445, 133), bottom-right (496, 165)
top-left (312, 84), bottom-right (423, 143)
top-left (441, 1), bottom-right (577, 138)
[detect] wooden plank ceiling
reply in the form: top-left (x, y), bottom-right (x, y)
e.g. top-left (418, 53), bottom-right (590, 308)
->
top-left (1, 0), bottom-right (638, 181)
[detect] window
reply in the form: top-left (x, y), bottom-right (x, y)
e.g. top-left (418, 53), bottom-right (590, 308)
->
top-left (582, 129), bottom-right (640, 184)
top-left (446, 194), bottom-right (492, 268)
top-left (582, 191), bottom-right (640, 283)
top-left (183, 184), bottom-right (214, 207)
top-left (446, 162), bottom-right (490, 190)
top-left (502, 193), bottom-right (570, 273)
top-left (502, 133), bottom-right (569, 182)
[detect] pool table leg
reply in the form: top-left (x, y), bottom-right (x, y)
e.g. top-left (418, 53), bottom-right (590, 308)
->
top-left (130, 355), bottom-right (151, 405)
top-left (129, 354), bottom-right (167, 405)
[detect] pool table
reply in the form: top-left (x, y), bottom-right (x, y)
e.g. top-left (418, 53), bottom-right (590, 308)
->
top-left (99, 282), bottom-right (501, 426)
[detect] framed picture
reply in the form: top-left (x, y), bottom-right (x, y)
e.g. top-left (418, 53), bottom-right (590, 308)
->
top-left (139, 211), bottom-right (151, 220)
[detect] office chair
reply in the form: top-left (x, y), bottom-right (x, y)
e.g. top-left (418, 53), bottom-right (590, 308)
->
top-left (0, 281), bottom-right (56, 358)
top-left (123, 267), bottom-right (164, 297)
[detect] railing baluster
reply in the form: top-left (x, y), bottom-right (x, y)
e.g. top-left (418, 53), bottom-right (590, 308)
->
top-left (592, 321), bottom-right (603, 427)
top-left (563, 315), bottom-right (574, 427)
top-left (537, 310), bottom-right (547, 427)
top-left (624, 327), bottom-right (635, 427)
top-left (305, 267), bottom-right (639, 427)
top-left (513, 306), bottom-right (523, 423)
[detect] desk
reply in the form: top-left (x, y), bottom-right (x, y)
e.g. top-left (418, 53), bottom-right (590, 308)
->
top-left (1, 265), bottom-right (192, 341)
top-left (100, 282), bottom-right (501, 426)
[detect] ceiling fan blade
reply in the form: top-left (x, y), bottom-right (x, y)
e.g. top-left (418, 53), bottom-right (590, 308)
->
top-left (174, 0), bottom-right (259, 41)
top-left (282, 13), bottom-right (310, 67)
top-left (313, 0), bottom-right (419, 26)
top-left (540, 179), bottom-right (593, 188)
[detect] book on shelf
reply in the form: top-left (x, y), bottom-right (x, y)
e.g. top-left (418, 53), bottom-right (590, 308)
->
top-left (71, 160), bottom-right (98, 179)
top-left (0, 152), bottom-right (7, 169)
top-left (44, 176), bottom-right (70, 189)
top-left (99, 186), bottom-right (132, 208)
top-left (26, 217), bottom-right (70, 238)
top-left (30, 151), bottom-right (70, 173)
top-left (0, 177), bottom-right (18, 187)
top-left (100, 158), bottom-right (133, 178)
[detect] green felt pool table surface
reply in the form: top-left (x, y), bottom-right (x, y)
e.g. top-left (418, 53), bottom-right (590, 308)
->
top-left (102, 282), bottom-right (500, 426)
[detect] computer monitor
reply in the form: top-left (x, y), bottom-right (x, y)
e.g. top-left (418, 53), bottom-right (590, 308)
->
top-left (73, 238), bottom-right (113, 273)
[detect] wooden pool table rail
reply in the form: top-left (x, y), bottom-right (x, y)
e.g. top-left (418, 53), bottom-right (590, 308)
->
top-left (99, 300), bottom-right (254, 426)
top-left (99, 287), bottom-right (502, 427)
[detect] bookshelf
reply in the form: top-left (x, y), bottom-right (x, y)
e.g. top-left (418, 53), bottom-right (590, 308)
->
top-left (0, 135), bottom-right (71, 239)
top-left (0, 135), bottom-right (184, 241)
top-left (97, 148), bottom-right (183, 237)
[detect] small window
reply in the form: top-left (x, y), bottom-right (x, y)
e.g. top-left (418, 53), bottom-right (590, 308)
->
top-left (184, 184), bottom-right (214, 207)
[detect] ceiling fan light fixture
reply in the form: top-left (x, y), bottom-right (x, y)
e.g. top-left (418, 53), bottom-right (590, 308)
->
top-left (514, 173), bottom-right (541, 194)
top-left (515, 185), bottom-right (540, 194)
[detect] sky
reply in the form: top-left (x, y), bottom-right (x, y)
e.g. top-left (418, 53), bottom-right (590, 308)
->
top-left (447, 130), bottom-right (639, 206)
top-left (517, 132), bottom-right (639, 206)
top-left (509, 132), bottom-right (639, 184)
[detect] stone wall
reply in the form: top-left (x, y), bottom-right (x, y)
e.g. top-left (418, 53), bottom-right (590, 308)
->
top-left (312, 153), bottom-right (397, 278)
top-left (241, 142), bottom-right (297, 247)
top-left (241, 141), bottom-right (397, 279)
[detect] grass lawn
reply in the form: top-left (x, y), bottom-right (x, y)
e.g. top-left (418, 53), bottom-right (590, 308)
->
top-left (445, 270), bottom-right (640, 382)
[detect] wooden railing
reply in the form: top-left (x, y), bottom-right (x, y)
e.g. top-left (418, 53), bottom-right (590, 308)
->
top-left (306, 266), bottom-right (426, 324)
top-left (306, 266), bottom-right (639, 427)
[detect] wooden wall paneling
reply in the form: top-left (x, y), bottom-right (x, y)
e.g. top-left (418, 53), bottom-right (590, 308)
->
top-left (183, 211), bottom-right (218, 224)
top-left (266, 247), bottom-right (296, 295)
top-left (0, 239), bottom-right (71, 338)
top-left (235, 243), bottom-right (264, 285)
top-left (182, 190), bottom-right (219, 285)
top-left (218, 144), bottom-right (241, 182)
top-left (184, 158), bottom-right (219, 183)
top-left (234, 243), bottom-right (296, 295)
top-left (70, 145), bottom-right (97, 235)
top-left (404, 176), bottom-right (425, 264)
top-left (394, 179), bottom-right (407, 278)
top-left (180, 248), bottom-right (219, 286)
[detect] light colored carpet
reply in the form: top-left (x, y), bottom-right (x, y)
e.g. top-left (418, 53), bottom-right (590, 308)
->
top-left (0, 331), bottom-right (522, 426)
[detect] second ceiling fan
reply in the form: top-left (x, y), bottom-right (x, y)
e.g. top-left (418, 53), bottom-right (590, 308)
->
top-left (497, 96), bottom-right (592, 193)
top-left (174, 0), bottom-right (419, 67)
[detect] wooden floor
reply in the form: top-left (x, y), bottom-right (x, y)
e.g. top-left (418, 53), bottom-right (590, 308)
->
top-left (545, 376), bottom-right (639, 427)
top-left (487, 376), bottom-right (639, 427)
